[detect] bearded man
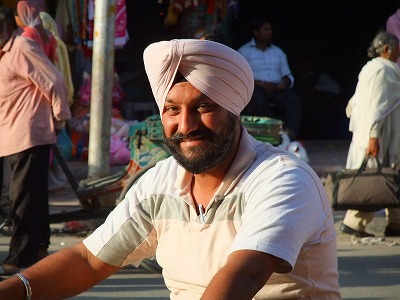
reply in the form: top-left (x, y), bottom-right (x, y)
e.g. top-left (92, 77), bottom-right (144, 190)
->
top-left (0, 38), bottom-right (339, 300)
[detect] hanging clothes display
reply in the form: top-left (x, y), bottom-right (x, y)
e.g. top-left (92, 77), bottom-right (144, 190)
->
top-left (55, 0), bottom-right (128, 56)
top-left (85, 0), bottom-right (128, 49)
top-left (55, 0), bottom-right (84, 46)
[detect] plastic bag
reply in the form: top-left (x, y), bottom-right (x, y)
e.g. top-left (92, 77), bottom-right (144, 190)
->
top-left (50, 128), bottom-right (73, 165)
top-left (109, 134), bottom-right (130, 166)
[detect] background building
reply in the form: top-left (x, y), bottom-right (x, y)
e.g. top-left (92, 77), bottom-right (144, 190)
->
top-left (2, 0), bottom-right (398, 139)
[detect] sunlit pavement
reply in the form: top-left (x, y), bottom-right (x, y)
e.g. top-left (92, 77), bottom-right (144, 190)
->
top-left (0, 140), bottom-right (399, 299)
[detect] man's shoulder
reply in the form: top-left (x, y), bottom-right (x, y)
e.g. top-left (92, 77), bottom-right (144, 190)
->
top-left (237, 40), bottom-right (254, 53)
top-left (140, 156), bottom-right (179, 181)
top-left (255, 145), bottom-right (301, 165)
top-left (269, 44), bottom-right (286, 54)
top-left (12, 34), bottom-right (42, 54)
top-left (250, 144), bottom-right (316, 178)
top-left (13, 34), bottom-right (34, 45)
top-left (363, 57), bottom-right (389, 73)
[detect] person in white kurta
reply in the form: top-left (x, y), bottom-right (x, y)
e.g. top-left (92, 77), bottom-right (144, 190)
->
top-left (341, 31), bottom-right (400, 237)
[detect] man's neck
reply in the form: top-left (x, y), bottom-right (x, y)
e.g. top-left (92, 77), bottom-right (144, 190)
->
top-left (255, 40), bottom-right (271, 51)
top-left (191, 173), bottom-right (222, 208)
top-left (190, 153), bottom-right (234, 208)
top-left (190, 127), bottom-right (242, 208)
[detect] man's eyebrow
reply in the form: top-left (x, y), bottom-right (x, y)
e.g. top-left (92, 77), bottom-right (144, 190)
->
top-left (193, 94), bottom-right (208, 102)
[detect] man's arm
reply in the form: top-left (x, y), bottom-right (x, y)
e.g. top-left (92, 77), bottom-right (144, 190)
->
top-left (256, 75), bottom-right (290, 94)
top-left (201, 250), bottom-right (283, 300)
top-left (276, 75), bottom-right (291, 91)
top-left (278, 50), bottom-right (294, 88)
top-left (0, 242), bottom-right (120, 299)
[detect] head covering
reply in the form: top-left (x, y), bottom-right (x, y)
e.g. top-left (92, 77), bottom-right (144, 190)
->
top-left (39, 11), bottom-right (59, 37)
top-left (40, 11), bottom-right (74, 105)
top-left (18, 2), bottom-right (57, 62)
top-left (143, 39), bottom-right (254, 116)
top-left (17, 1), bottom-right (41, 27)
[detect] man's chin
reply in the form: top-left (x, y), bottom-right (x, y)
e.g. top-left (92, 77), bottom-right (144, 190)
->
top-left (179, 152), bottom-right (203, 163)
top-left (177, 160), bottom-right (215, 174)
top-left (179, 144), bottom-right (207, 155)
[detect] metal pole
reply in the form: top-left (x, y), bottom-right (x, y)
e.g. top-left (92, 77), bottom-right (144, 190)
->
top-left (87, 0), bottom-right (116, 180)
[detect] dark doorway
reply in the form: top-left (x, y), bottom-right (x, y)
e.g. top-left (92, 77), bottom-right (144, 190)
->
top-left (231, 0), bottom-right (398, 139)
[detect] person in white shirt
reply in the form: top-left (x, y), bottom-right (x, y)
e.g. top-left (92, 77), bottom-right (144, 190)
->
top-left (0, 38), bottom-right (339, 300)
top-left (341, 31), bottom-right (400, 238)
top-left (238, 16), bottom-right (302, 140)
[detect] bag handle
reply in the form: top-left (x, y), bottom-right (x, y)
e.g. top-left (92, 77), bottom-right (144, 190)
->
top-left (359, 154), bottom-right (382, 174)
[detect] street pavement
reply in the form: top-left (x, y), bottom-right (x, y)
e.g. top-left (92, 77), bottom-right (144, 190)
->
top-left (1, 140), bottom-right (399, 299)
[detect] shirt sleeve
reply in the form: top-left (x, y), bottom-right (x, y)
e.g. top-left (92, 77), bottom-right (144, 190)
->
top-left (229, 161), bottom-right (329, 272)
top-left (279, 51), bottom-right (294, 87)
top-left (368, 68), bottom-right (394, 137)
top-left (18, 37), bottom-right (71, 122)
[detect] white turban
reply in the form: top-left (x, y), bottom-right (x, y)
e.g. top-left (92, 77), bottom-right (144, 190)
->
top-left (143, 39), bottom-right (254, 116)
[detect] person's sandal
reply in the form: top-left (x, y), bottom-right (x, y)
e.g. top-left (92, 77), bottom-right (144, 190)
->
top-left (384, 226), bottom-right (400, 237)
top-left (340, 223), bottom-right (375, 238)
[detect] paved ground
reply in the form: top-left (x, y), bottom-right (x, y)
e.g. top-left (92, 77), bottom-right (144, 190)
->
top-left (1, 140), bottom-right (399, 299)
top-left (1, 213), bottom-right (399, 299)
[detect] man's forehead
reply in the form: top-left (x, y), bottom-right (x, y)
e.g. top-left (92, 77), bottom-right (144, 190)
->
top-left (165, 92), bottom-right (212, 104)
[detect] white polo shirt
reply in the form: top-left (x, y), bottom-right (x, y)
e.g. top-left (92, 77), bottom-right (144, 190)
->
top-left (238, 39), bottom-right (295, 87)
top-left (84, 127), bottom-right (340, 299)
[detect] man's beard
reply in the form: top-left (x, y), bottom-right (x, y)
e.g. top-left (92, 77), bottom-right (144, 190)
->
top-left (163, 114), bottom-right (239, 174)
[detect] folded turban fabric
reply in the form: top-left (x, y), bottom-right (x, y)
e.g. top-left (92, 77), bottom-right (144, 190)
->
top-left (143, 39), bottom-right (254, 116)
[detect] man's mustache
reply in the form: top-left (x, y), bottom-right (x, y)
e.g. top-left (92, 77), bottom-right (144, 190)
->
top-left (169, 129), bottom-right (213, 143)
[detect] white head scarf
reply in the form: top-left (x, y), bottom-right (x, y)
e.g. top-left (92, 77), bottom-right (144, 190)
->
top-left (143, 39), bottom-right (254, 116)
top-left (17, 1), bottom-right (42, 27)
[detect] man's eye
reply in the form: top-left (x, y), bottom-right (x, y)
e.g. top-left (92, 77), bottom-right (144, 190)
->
top-left (166, 106), bottom-right (179, 112)
top-left (198, 104), bottom-right (212, 111)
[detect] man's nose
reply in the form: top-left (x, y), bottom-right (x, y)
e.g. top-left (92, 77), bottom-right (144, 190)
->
top-left (178, 110), bottom-right (199, 135)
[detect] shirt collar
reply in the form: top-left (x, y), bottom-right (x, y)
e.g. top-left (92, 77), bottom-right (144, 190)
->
top-left (249, 38), bottom-right (275, 51)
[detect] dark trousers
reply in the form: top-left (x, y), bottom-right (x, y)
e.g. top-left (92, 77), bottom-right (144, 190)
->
top-left (0, 157), bottom-right (2, 196)
top-left (244, 86), bottom-right (302, 140)
top-left (0, 157), bottom-right (11, 220)
top-left (4, 145), bottom-right (50, 268)
top-left (0, 157), bottom-right (3, 209)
